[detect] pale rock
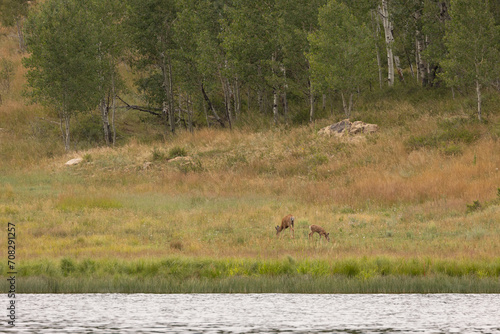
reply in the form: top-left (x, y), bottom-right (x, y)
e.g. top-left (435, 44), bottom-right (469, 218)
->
top-left (65, 158), bottom-right (83, 166)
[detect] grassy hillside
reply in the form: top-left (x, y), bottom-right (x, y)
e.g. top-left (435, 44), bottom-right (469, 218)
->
top-left (1, 26), bottom-right (499, 292)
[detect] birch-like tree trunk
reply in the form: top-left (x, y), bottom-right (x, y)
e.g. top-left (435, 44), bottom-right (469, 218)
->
top-left (100, 97), bottom-right (110, 146)
top-left (161, 53), bottom-right (175, 134)
top-left (379, 0), bottom-right (394, 86)
top-left (272, 87), bottom-right (279, 124)
top-left (111, 67), bottom-right (116, 146)
top-left (234, 77), bottom-right (241, 120)
top-left (246, 87), bottom-right (251, 112)
top-left (414, 9), bottom-right (427, 85)
top-left (341, 92), bottom-right (353, 118)
top-left (371, 9), bottom-right (383, 89)
top-left (476, 79), bottom-right (482, 121)
top-left (394, 55), bottom-right (404, 82)
top-left (187, 95), bottom-right (193, 133)
top-left (257, 66), bottom-right (263, 113)
top-left (167, 58), bottom-right (175, 134)
top-left (281, 65), bottom-right (288, 123)
top-left (271, 53), bottom-right (278, 124)
top-left (220, 73), bottom-right (233, 129)
top-left (309, 78), bottom-right (315, 123)
top-left (16, 17), bottom-right (25, 52)
top-left (59, 105), bottom-right (71, 152)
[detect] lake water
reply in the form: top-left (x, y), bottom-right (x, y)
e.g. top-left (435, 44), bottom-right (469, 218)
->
top-left (2, 294), bottom-right (499, 333)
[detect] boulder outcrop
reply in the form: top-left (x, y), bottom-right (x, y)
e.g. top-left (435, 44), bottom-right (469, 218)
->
top-left (319, 119), bottom-right (378, 139)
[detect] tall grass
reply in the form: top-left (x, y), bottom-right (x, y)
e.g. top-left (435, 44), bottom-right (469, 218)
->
top-left (2, 257), bottom-right (499, 293)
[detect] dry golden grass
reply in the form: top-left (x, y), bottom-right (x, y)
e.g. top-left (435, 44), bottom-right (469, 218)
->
top-left (1, 122), bottom-right (499, 262)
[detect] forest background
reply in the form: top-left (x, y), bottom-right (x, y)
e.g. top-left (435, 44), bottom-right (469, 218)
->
top-left (0, 0), bottom-right (499, 292)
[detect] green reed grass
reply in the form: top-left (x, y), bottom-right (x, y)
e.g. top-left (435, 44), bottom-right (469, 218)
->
top-left (2, 257), bottom-right (499, 293)
top-left (6, 274), bottom-right (500, 294)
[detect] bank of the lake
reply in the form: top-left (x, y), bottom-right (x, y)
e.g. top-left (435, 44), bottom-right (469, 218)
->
top-left (2, 257), bottom-right (499, 293)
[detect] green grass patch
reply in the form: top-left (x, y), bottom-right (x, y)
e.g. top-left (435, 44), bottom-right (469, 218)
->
top-left (56, 196), bottom-right (123, 211)
top-left (404, 118), bottom-right (480, 152)
top-left (4, 257), bottom-right (499, 293)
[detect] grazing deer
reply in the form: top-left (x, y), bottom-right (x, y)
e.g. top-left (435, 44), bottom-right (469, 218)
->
top-left (276, 214), bottom-right (295, 238)
top-left (309, 225), bottom-right (330, 242)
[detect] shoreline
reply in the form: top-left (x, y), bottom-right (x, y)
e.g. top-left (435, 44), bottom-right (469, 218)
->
top-left (2, 257), bottom-right (499, 293)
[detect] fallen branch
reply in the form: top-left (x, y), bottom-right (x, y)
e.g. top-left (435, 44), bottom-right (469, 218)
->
top-left (115, 95), bottom-right (162, 117)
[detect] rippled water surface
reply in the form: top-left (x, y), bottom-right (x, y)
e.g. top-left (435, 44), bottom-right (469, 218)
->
top-left (3, 294), bottom-right (500, 333)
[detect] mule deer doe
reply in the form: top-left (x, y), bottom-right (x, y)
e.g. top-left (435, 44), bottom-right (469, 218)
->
top-left (276, 214), bottom-right (295, 238)
top-left (309, 225), bottom-right (330, 242)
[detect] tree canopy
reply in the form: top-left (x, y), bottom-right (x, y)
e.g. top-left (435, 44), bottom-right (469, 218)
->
top-left (20, 0), bottom-right (500, 148)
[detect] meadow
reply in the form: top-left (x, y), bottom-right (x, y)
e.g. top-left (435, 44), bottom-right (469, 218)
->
top-left (1, 25), bottom-right (500, 292)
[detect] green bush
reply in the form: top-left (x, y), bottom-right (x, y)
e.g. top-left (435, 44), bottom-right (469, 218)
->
top-left (168, 146), bottom-right (188, 159)
top-left (466, 200), bottom-right (482, 214)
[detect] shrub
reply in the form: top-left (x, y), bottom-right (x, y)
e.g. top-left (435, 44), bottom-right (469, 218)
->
top-left (466, 200), bottom-right (481, 214)
top-left (60, 258), bottom-right (76, 276)
top-left (168, 146), bottom-right (188, 159)
top-left (151, 147), bottom-right (166, 161)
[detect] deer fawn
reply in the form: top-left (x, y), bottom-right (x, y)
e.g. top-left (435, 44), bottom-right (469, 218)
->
top-left (309, 225), bottom-right (330, 242)
top-left (276, 214), bottom-right (295, 238)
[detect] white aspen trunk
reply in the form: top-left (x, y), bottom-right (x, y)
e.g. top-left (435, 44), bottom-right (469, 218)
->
top-left (162, 100), bottom-right (169, 131)
top-left (273, 88), bottom-right (279, 124)
top-left (222, 77), bottom-right (233, 129)
top-left (329, 89), bottom-right (334, 117)
top-left (349, 93), bottom-right (353, 116)
top-left (413, 8), bottom-right (425, 84)
top-left (341, 92), bottom-right (353, 118)
top-left (415, 38), bottom-right (420, 82)
top-left (178, 93), bottom-right (183, 126)
top-left (282, 90), bottom-right (288, 124)
top-left (16, 17), bottom-right (25, 52)
top-left (371, 9), bottom-right (383, 89)
top-left (380, 0), bottom-right (394, 86)
top-left (394, 55), bottom-right (404, 82)
top-left (167, 57), bottom-right (175, 134)
top-left (376, 46), bottom-right (383, 89)
top-left (258, 66), bottom-right (263, 113)
top-left (247, 86), bottom-right (251, 112)
top-left (187, 95), bottom-right (193, 133)
top-left (281, 65), bottom-right (288, 123)
top-left (100, 97), bottom-right (110, 146)
top-left (64, 115), bottom-right (70, 152)
top-left (219, 67), bottom-right (232, 129)
top-left (111, 67), bottom-right (116, 146)
top-left (309, 79), bottom-right (315, 123)
top-left (161, 54), bottom-right (175, 134)
top-left (272, 53), bottom-right (278, 124)
top-left (234, 77), bottom-right (241, 120)
top-left (97, 42), bottom-right (110, 145)
top-left (476, 79), bottom-right (482, 121)
top-left (60, 109), bottom-right (71, 152)
top-left (226, 78), bottom-right (233, 125)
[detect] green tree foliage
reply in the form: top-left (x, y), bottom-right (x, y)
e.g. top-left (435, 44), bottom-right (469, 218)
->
top-left (441, 0), bottom-right (500, 120)
top-left (0, 0), bottom-right (31, 51)
top-left (19, 0), bottom-right (500, 146)
top-left (308, 0), bottom-right (376, 117)
top-left (23, 0), bottom-right (102, 151)
top-left (125, 0), bottom-right (178, 133)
